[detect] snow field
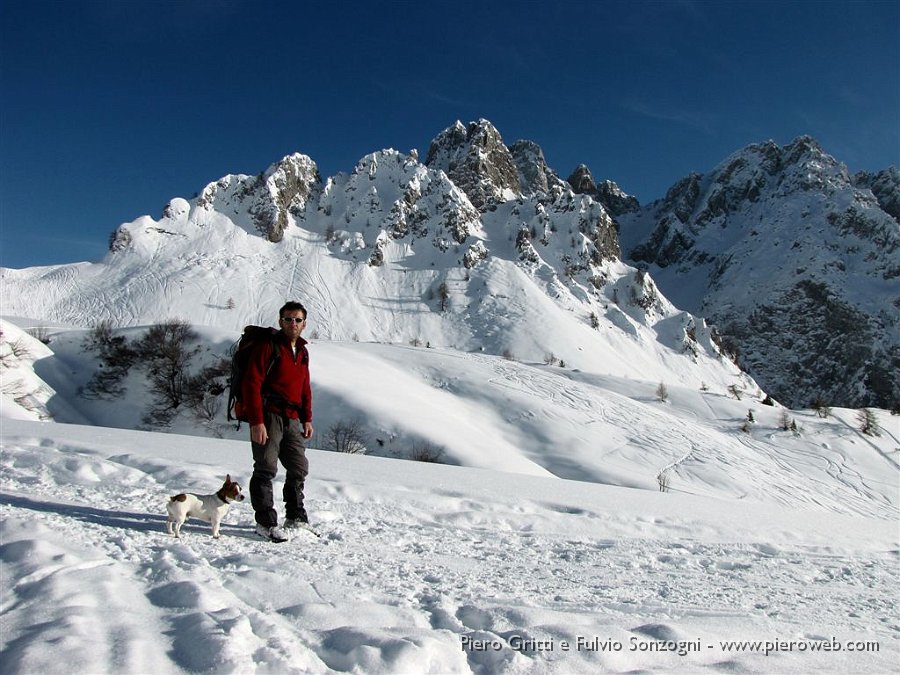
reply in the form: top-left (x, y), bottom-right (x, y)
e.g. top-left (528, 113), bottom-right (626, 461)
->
top-left (1, 419), bottom-right (897, 674)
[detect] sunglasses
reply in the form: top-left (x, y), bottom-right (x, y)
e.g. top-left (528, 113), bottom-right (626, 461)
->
top-left (280, 317), bottom-right (306, 324)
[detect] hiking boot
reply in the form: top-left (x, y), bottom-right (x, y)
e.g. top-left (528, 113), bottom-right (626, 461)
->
top-left (283, 518), bottom-right (309, 530)
top-left (284, 518), bottom-right (320, 538)
top-left (255, 523), bottom-right (288, 543)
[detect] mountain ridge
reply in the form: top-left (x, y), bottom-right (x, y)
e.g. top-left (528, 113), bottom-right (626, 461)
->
top-left (3, 120), bottom-right (896, 408)
top-left (618, 135), bottom-right (899, 409)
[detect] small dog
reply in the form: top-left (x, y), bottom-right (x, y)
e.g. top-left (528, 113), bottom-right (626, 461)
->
top-left (165, 475), bottom-right (245, 538)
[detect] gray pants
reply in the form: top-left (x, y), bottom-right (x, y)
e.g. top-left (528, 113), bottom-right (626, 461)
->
top-left (249, 413), bottom-right (309, 527)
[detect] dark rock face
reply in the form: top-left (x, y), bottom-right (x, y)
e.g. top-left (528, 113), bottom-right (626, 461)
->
top-left (567, 165), bottom-right (597, 194)
top-left (425, 119), bottom-right (521, 210)
top-left (510, 140), bottom-right (566, 198)
top-left (620, 137), bottom-right (900, 408)
top-left (567, 165), bottom-right (640, 218)
top-left (727, 281), bottom-right (897, 409)
top-left (248, 154), bottom-right (321, 242)
top-left (854, 167), bottom-right (900, 223)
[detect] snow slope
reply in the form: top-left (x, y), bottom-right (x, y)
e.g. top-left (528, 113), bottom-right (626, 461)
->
top-left (2, 319), bottom-right (895, 516)
top-left (2, 419), bottom-right (897, 674)
top-left (1, 318), bottom-right (899, 674)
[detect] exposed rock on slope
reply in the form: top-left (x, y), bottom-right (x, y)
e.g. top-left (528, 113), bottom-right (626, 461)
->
top-left (620, 137), bottom-right (899, 408)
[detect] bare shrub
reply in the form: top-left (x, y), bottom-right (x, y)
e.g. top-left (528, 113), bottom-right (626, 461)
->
top-left (810, 396), bottom-right (831, 418)
top-left (656, 382), bottom-right (668, 402)
top-left (657, 470), bottom-right (671, 493)
top-left (8, 337), bottom-right (33, 360)
top-left (408, 442), bottom-right (445, 463)
top-left (184, 357), bottom-right (230, 406)
top-left (779, 411), bottom-right (800, 433)
top-left (188, 392), bottom-right (224, 437)
top-left (138, 320), bottom-right (200, 426)
top-left (27, 326), bottom-right (50, 344)
top-left (780, 410), bottom-right (792, 431)
top-left (326, 417), bottom-right (368, 454)
top-left (1, 377), bottom-right (29, 400)
top-left (193, 393), bottom-right (222, 423)
top-left (81, 320), bottom-right (136, 399)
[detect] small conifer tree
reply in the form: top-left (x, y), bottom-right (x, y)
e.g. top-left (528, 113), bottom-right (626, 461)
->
top-left (857, 408), bottom-right (881, 436)
top-left (656, 382), bottom-right (669, 402)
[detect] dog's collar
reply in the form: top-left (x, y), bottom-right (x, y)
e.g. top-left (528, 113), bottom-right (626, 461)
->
top-left (215, 489), bottom-right (232, 504)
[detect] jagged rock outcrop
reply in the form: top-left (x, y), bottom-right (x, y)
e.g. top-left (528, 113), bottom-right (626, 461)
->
top-left (509, 140), bottom-right (567, 199)
top-left (853, 167), bottom-right (900, 223)
top-left (425, 119), bottom-right (520, 210)
top-left (567, 164), bottom-right (640, 219)
top-left (327, 149), bottom-right (483, 255)
top-left (248, 154), bottom-right (321, 242)
top-left (194, 153), bottom-right (321, 242)
top-left (620, 137), bottom-right (899, 408)
top-left (567, 165), bottom-right (596, 194)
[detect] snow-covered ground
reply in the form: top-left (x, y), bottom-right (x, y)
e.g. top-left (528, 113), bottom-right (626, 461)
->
top-left (2, 420), bottom-right (898, 674)
top-left (1, 319), bottom-right (898, 673)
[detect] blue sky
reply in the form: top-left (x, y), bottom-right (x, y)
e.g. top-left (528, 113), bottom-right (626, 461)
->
top-left (1, 0), bottom-right (898, 269)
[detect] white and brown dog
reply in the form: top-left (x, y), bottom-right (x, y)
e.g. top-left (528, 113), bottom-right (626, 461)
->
top-left (165, 475), bottom-right (245, 538)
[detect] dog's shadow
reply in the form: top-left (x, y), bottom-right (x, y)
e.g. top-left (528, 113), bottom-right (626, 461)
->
top-left (0, 492), bottom-right (252, 538)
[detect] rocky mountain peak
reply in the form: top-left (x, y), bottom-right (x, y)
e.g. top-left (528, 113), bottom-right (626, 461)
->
top-left (508, 139), bottom-right (566, 199)
top-left (781, 134), bottom-right (826, 164)
top-left (619, 137), bottom-right (899, 409)
top-left (655, 172), bottom-right (704, 224)
top-left (70, 122), bottom-right (900, 412)
top-left (567, 165), bottom-right (596, 194)
top-left (193, 153), bottom-right (321, 242)
top-left (567, 165), bottom-right (640, 218)
top-left (853, 167), bottom-right (900, 223)
top-left (425, 119), bottom-right (520, 209)
top-left (253, 153), bottom-right (321, 241)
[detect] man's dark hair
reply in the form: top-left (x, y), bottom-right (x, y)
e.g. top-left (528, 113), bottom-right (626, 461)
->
top-left (279, 301), bottom-right (307, 319)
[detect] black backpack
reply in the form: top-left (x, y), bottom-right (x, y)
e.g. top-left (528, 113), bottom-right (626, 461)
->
top-left (226, 325), bottom-right (280, 427)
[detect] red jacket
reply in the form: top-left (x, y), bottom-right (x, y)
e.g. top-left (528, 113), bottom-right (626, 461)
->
top-left (240, 332), bottom-right (312, 426)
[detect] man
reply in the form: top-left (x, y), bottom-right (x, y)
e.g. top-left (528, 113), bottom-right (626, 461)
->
top-left (242, 301), bottom-right (314, 542)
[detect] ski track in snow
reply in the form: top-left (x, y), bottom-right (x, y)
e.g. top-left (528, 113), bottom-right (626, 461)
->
top-left (473, 351), bottom-right (894, 517)
top-left (1, 427), bottom-right (897, 675)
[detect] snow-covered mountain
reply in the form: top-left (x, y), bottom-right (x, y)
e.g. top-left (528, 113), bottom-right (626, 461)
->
top-left (1, 119), bottom-right (751, 401)
top-left (2, 121), bottom-right (896, 411)
top-left (617, 138), bottom-right (899, 410)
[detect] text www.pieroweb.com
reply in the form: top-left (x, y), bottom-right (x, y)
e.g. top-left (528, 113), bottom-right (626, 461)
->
top-left (460, 634), bottom-right (880, 657)
top-left (718, 638), bottom-right (880, 656)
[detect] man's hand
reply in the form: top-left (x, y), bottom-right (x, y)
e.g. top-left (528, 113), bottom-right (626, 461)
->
top-left (302, 422), bottom-right (314, 439)
top-left (250, 423), bottom-right (268, 446)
